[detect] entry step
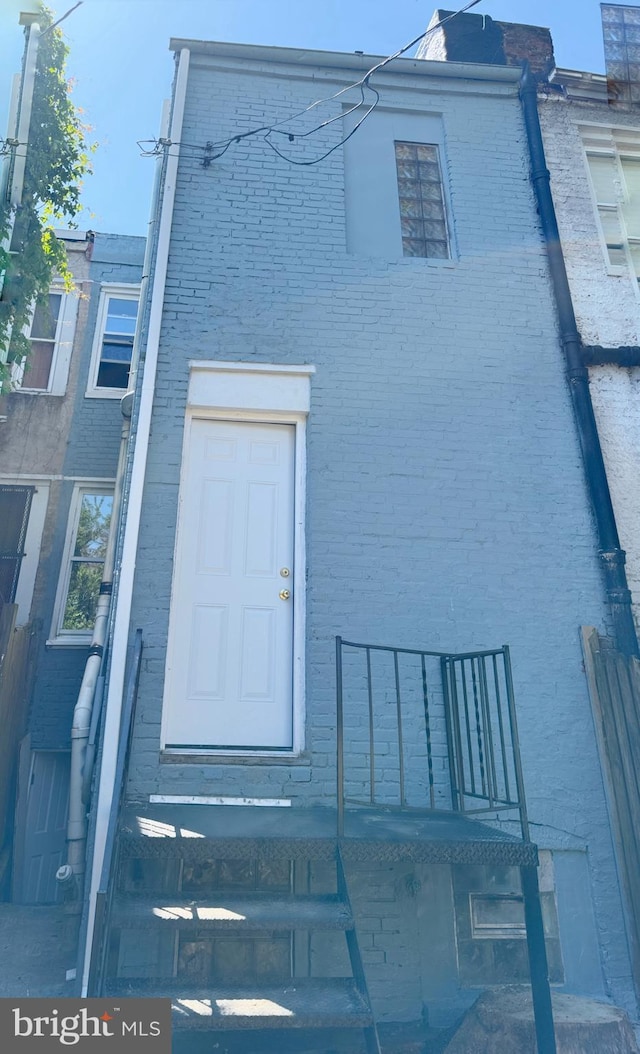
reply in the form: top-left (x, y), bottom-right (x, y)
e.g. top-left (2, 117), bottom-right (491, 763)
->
top-left (112, 893), bottom-right (354, 932)
top-left (106, 978), bottom-right (373, 1030)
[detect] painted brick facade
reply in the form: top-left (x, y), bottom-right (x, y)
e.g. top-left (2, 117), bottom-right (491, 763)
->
top-left (121, 47), bottom-right (635, 1018)
top-left (539, 91), bottom-right (640, 639)
top-left (3, 232), bottom-right (144, 901)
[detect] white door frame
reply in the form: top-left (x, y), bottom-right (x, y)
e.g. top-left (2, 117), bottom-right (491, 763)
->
top-left (160, 361), bottom-right (314, 757)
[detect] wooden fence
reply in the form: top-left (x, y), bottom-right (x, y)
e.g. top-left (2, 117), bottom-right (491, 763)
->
top-left (0, 603), bottom-right (39, 893)
top-left (582, 627), bottom-right (640, 999)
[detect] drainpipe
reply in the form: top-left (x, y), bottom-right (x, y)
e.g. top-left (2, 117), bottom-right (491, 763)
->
top-left (80, 48), bottom-right (191, 996)
top-left (520, 63), bottom-right (639, 658)
top-left (57, 410), bottom-right (130, 899)
top-left (0, 18), bottom-right (40, 348)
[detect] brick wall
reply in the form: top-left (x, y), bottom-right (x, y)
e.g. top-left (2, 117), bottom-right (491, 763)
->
top-left (539, 96), bottom-right (640, 643)
top-left (124, 53), bottom-right (635, 1014)
top-left (27, 233), bottom-right (144, 751)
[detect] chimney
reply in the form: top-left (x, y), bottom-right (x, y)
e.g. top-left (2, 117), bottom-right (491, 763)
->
top-left (418, 9), bottom-right (555, 80)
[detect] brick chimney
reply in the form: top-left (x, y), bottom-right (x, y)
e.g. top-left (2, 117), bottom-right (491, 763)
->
top-left (417, 9), bottom-right (555, 80)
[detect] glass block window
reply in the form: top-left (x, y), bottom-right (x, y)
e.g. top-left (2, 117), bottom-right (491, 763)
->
top-left (96, 296), bottom-right (138, 389)
top-left (602, 4), bottom-right (640, 105)
top-left (395, 142), bottom-right (450, 259)
top-left (24, 293), bottom-right (63, 390)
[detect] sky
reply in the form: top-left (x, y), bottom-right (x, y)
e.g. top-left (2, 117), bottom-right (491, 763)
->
top-left (0, 0), bottom-right (633, 237)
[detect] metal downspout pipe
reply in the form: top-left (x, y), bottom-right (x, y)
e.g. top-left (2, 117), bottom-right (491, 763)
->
top-left (520, 62), bottom-right (639, 658)
top-left (57, 412), bottom-right (130, 898)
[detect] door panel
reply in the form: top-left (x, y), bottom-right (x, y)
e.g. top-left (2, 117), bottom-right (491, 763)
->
top-left (19, 752), bottom-right (70, 904)
top-left (163, 419), bottom-right (295, 749)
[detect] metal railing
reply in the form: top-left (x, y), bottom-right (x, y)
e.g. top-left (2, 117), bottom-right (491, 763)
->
top-left (336, 637), bottom-right (529, 840)
top-left (86, 628), bottom-right (143, 996)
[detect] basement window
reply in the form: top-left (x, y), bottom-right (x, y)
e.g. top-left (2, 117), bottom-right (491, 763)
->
top-left (394, 142), bottom-right (450, 259)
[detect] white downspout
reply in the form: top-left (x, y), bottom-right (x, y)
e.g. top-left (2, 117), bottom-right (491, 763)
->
top-left (1, 20), bottom-right (40, 356)
top-left (80, 47), bottom-right (190, 995)
top-left (10, 20), bottom-right (40, 209)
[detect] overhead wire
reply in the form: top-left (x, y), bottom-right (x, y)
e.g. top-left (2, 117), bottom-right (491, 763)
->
top-left (138, 0), bottom-right (483, 166)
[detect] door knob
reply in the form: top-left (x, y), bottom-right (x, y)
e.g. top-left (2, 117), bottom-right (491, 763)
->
top-left (279, 589), bottom-right (291, 600)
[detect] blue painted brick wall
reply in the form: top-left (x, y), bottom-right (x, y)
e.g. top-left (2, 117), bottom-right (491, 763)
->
top-left (123, 53), bottom-right (634, 1013)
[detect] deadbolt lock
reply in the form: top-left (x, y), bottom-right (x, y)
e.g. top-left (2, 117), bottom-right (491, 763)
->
top-left (279, 589), bottom-right (291, 600)
top-left (280, 567), bottom-right (290, 577)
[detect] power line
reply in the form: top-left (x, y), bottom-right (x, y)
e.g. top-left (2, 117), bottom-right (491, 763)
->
top-left (138, 0), bottom-right (483, 166)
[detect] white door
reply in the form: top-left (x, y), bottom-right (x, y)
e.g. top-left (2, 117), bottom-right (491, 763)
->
top-left (163, 418), bottom-right (295, 749)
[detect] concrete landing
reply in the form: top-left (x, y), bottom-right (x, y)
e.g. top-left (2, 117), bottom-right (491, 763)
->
top-left (0, 903), bottom-right (77, 997)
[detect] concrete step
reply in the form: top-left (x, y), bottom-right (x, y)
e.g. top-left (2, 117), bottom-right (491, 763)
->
top-left (112, 893), bottom-right (354, 932)
top-left (106, 978), bottom-right (374, 1030)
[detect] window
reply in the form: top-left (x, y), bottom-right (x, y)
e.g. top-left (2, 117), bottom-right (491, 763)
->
top-left (50, 486), bottom-right (113, 643)
top-left (87, 285), bottom-right (139, 397)
top-left (584, 129), bottom-right (640, 280)
top-left (602, 4), bottom-right (640, 106)
top-left (12, 289), bottom-right (78, 394)
top-left (394, 142), bottom-right (450, 259)
top-left (0, 485), bottom-right (34, 605)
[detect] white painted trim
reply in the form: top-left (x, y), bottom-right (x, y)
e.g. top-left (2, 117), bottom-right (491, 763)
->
top-left (189, 361), bottom-right (316, 375)
top-left (161, 364), bottom-right (310, 757)
top-left (188, 362), bottom-right (314, 414)
top-left (14, 289), bottom-right (79, 395)
top-left (86, 283), bottom-right (141, 399)
top-left (149, 795), bottom-right (292, 807)
top-left (0, 478), bottom-right (49, 626)
top-left (49, 482), bottom-right (115, 646)
top-left (82, 47), bottom-right (191, 998)
top-left (10, 23), bottom-right (40, 208)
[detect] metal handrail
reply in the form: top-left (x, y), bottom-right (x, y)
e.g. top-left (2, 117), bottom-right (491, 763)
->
top-left (336, 636), bottom-right (530, 841)
top-left (86, 628), bottom-right (143, 995)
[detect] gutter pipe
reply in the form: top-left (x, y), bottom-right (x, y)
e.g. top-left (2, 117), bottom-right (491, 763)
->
top-left (0, 20), bottom-right (40, 352)
top-left (58, 412), bottom-right (130, 895)
top-left (520, 63), bottom-right (639, 658)
top-left (80, 47), bottom-right (191, 996)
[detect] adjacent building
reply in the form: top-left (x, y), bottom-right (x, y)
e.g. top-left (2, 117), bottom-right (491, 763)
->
top-left (1, 229), bottom-right (144, 903)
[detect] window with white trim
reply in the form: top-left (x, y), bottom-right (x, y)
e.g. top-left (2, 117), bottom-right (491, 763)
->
top-left (50, 486), bottom-right (113, 644)
top-left (86, 285), bottom-right (139, 398)
top-left (12, 289), bottom-right (78, 394)
top-left (583, 127), bottom-right (640, 280)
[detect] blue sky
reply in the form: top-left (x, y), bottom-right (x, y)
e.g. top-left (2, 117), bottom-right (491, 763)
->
top-left (0, 1), bottom-right (632, 236)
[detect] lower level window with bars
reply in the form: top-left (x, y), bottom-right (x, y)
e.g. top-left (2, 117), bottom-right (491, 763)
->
top-left (394, 141), bottom-right (450, 259)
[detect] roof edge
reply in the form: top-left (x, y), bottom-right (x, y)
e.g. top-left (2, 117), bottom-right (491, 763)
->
top-left (168, 38), bottom-right (522, 83)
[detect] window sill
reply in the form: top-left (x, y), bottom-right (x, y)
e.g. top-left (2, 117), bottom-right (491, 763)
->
top-left (84, 388), bottom-right (127, 400)
top-left (12, 389), bottom-right (60, 396)
top-left (160, 750), bottom-right (310, 765)
top-left (46, 636), bottom-right (92, 648)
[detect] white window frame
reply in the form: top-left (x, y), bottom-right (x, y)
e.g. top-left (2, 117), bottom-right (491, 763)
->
top-left (85, 283), bottom-right (140, 399)
top-left (48, 482), bottom-right (115, 646)
top-left (0, 477), bottom-right (49, 625)
top-left (12, 287), bottom-right (78, 395)
top-left (581, 123), bottom-right (640, 289)
top-left (160, 361), bottom-right (313, 758)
